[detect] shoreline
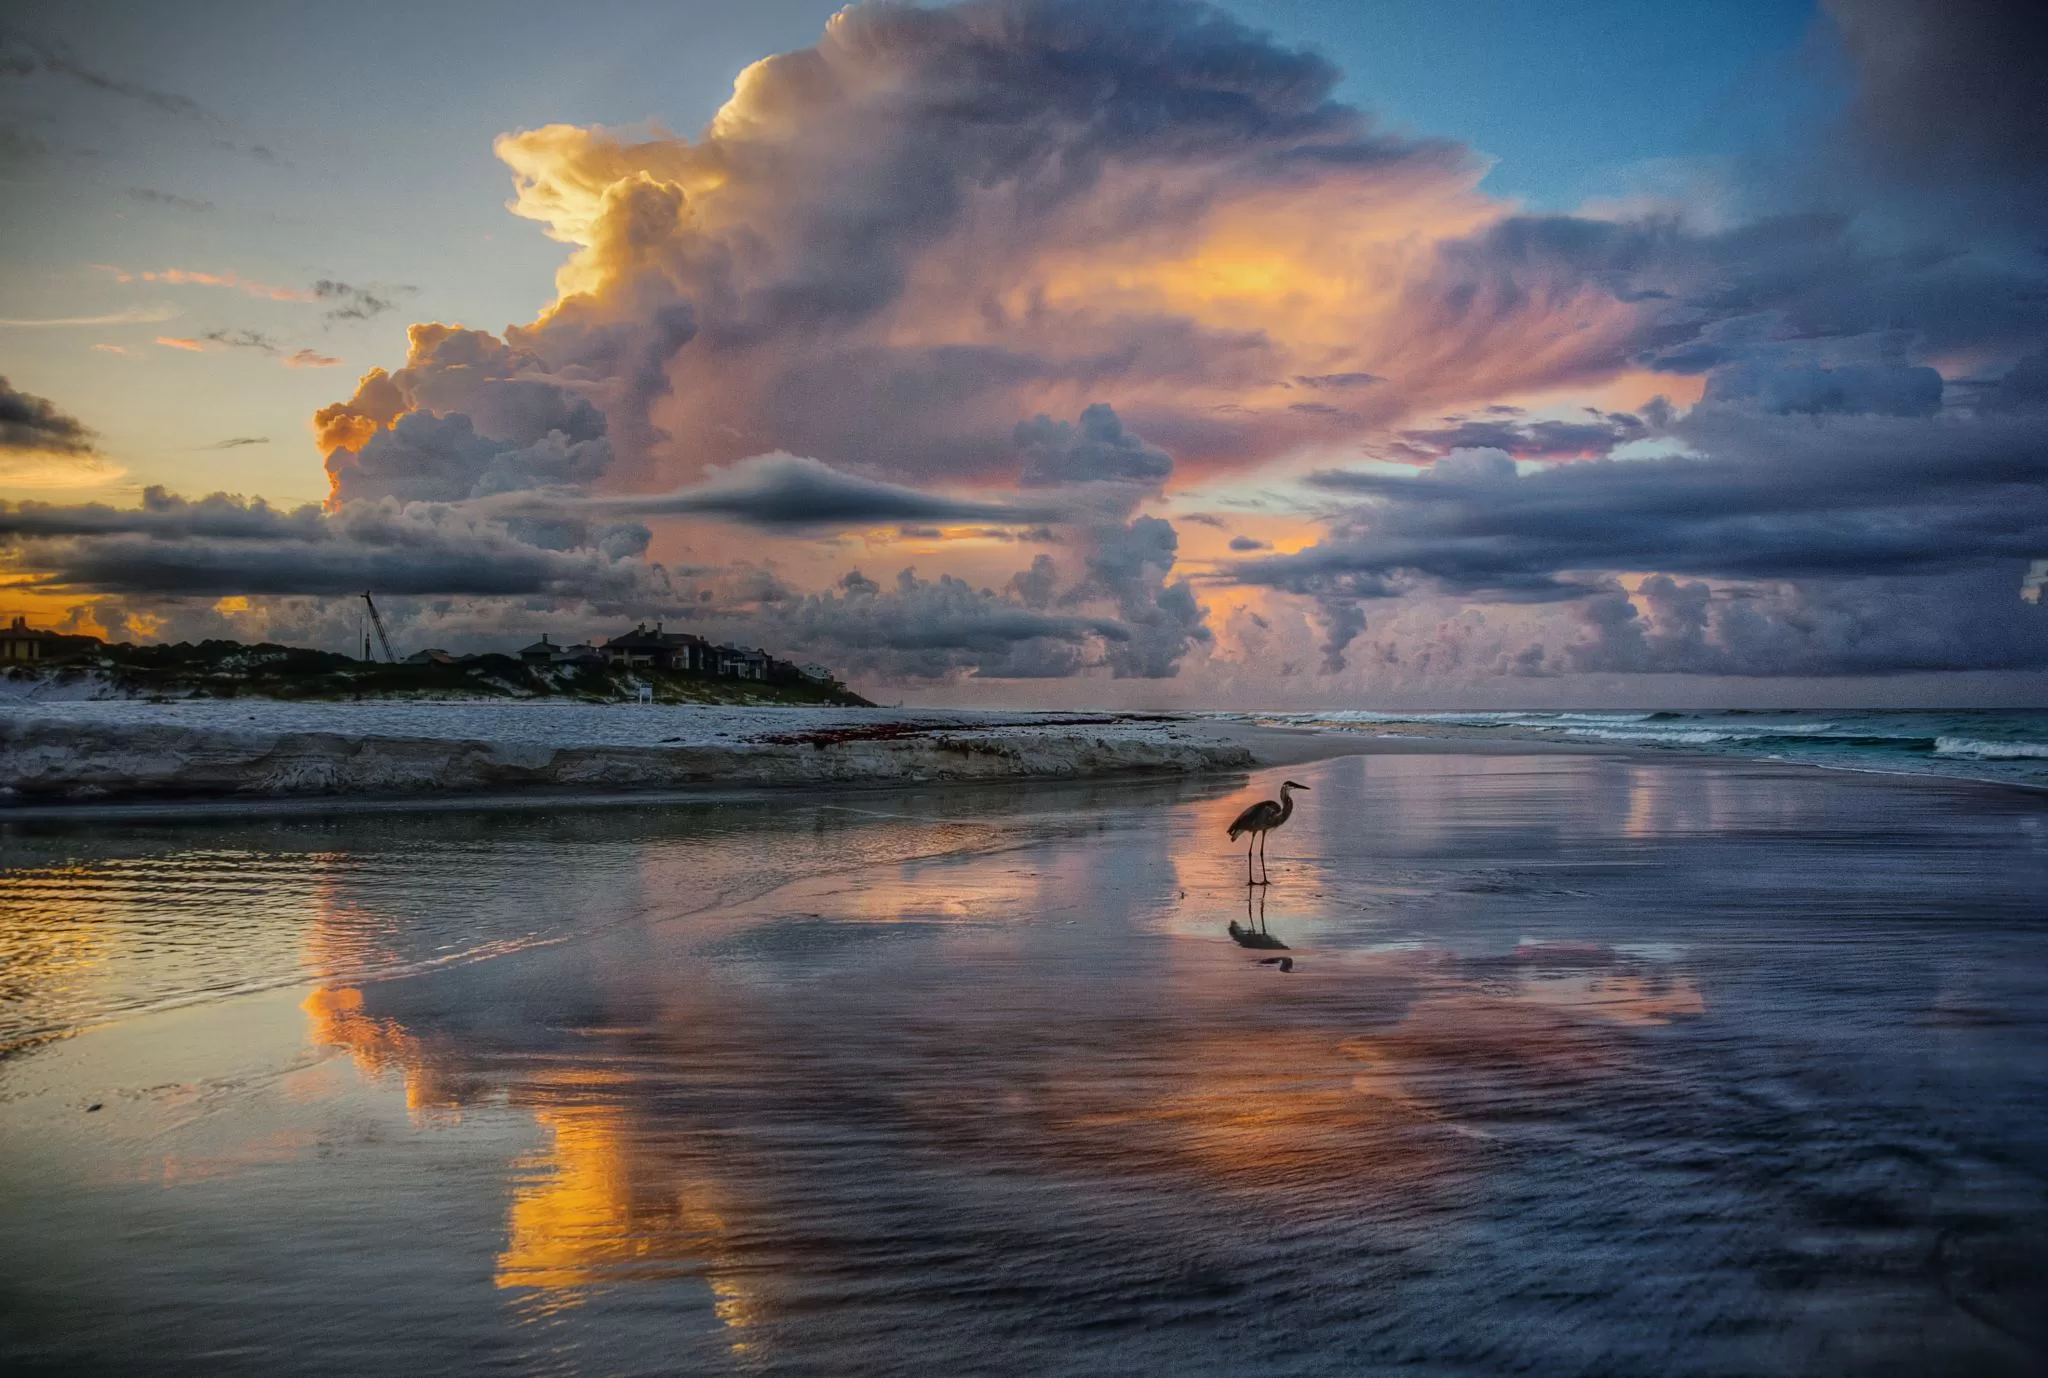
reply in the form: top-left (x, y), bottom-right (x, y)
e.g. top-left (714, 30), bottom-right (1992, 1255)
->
top-left (0, 710), bottom-right (1609, 820)
top-left (5, 703), bottom-right (2042, 824)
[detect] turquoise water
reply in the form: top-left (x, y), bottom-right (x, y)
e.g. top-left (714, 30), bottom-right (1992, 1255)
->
top-left (1248, 709), bottom-right (2048, 790)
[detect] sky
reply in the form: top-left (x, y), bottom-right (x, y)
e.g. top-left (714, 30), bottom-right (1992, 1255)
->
top-left (1, 0), bottom-right (2044, 707)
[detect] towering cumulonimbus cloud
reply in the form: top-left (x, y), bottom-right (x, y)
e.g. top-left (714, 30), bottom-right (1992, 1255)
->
top-left (273, 0), bottom-right (2048, 687)
top-left (315, 0), bottom-right (1518, 502)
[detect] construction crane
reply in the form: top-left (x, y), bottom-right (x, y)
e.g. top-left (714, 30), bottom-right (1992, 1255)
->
top-left (360, 591), bottom-right (398, 663)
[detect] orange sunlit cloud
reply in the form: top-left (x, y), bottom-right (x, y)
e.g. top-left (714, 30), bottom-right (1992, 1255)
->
top-left (101, 265), bottom-right (314, 303)
top-left (155, 336), bottom-right (207, 351)
top-left (284, 348), bottom-right (341, 368)
top-left (0, 452), bottom-right (127, 490)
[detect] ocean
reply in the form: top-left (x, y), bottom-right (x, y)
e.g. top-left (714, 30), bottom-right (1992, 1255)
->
top-left (1241, 707), bottom-right (2048, 791)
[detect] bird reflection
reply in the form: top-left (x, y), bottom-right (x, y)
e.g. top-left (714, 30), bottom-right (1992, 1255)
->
top-left (1228, 886), bottom-right (1292, 968)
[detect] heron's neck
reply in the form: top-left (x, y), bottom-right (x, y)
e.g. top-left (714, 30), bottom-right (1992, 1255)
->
top-left (1278, 786), bottom-right (1295, 821)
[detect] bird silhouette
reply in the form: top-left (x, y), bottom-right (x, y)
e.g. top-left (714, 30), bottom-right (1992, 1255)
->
top-left (1226, 779), bottom-right (1309, 886)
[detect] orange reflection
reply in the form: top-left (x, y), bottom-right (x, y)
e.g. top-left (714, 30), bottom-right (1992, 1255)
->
top-left (1033, 1024), bottom-right (1471, 1195)
top-left (281, 772), bottom-right (1712, 1348)
top-left (497, 1096), bottom-right (721, 1288)
top-left (0, 863), bottom-right (119, 1050)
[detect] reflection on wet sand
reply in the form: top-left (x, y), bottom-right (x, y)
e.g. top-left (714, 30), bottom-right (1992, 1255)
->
top-left (7, 754), bottom-right (2046, 1374)
top-left (289, 792), bottom-right (1722, 1347)
top-left (1227, 887), bottom-right (1291, 971)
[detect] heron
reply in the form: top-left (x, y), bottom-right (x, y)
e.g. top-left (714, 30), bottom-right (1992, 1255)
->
top-left (1227, 779), bottom-right (1309, 886)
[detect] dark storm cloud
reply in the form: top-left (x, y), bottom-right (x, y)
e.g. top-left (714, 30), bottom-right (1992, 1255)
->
top-left (17, 533), bottom-right (652, 599)
top-left (1273, 409), bottom-right (2048, 593)
top-left (1823, 0), bottom-right (2048, 226)
top-left (1061, 514), bottom-right (1213, 677)
top-left (1564, 567), bottom-right (2048, 677)
top-left (0, 377), bottom-right (96, 454)
top-left (0, 488), bottom-right (314, 540)
top-left (764, 566), bottom-right (1130, 681)
top-left (1016, 404), bottom-right (1175, 487)
top-left (582, 453), bottom-right (1067, 531)
top-left (1700, 353), bottom-right (1942, 417)
top-left (1391, 409), bottom-right (1656, 461)
top-left (1239, 402), bottom-right (2048, 674)
top-left (1979, 349), bottom-right (2048, 414)
top-left (0, 488), bottom-right (666, 601)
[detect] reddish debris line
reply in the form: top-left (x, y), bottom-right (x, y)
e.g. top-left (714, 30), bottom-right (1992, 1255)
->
top-left (751, 715), bottom-right (1165, 748)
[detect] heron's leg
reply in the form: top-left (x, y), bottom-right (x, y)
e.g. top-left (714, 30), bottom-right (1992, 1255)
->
top-left (1247, 835), bottom-right (1257, 886)
top-left (1260, 830), bottom-right (1270, 885)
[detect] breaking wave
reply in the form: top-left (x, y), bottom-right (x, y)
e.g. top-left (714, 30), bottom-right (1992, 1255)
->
top-left (1935, 737), bottom-right (2048, 760)
top-left (1239, 708), bottom-right (2048, 790)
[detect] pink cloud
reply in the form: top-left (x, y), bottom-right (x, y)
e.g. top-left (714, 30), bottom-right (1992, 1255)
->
top-left (101, 265), bottom-right (313, 303)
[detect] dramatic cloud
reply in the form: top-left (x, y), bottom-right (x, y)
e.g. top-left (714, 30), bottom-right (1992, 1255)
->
top-left (1016, 404), bottom-right (1174, 487)
top-left (1822, 0), bottom-right (2048, 233)
top-left (1239, 400), bottom-right (2048, 674)
top-left (0, 484), bottom-right (1208, 683)
top-left (749, 566), bottom-right (1134, 680)
top-left (1387, 407), bottom-right (1662, 463)
top-left (576, 452), bottom-right (1067, 531)
top-left (320, 0), bottom-right (1500, 500)
top-left (0, 488), bottom-right (664, 601)
top-left (228, 0), bottom-right (2048, 688)
top-left (0, 377), bottom-right (96, 455)
top-left (339, 407), bottom-right (612, 505)
top-left (319, 324), bottom-right (618, 502)
top-left (0, 380), bottom-right (120, 494)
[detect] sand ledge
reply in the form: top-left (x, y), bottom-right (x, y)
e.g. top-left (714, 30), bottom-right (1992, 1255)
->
top-left (0, 714), bottom-right (1263, 804)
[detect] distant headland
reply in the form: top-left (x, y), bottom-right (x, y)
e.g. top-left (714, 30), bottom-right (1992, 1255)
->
top-left (0, 615), bottom-right (871, 706)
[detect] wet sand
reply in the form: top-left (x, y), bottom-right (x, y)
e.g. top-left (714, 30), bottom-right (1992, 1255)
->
top-left (3, 751), bottom-right (2045, 1375)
